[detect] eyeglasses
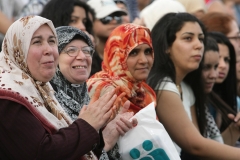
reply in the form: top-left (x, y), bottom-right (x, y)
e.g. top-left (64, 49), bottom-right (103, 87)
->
top-left (100, 15), bottom-right (122, 24)
top-left (63, 46), bottom-right (94, 57)
top-left (228, 36), bottom-right (240, 42)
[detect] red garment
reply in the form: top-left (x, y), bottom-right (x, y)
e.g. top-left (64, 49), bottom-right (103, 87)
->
top-left (87, 24), bottom-right (156, 114)
top-left (0, 92), bottom-right (103, 160)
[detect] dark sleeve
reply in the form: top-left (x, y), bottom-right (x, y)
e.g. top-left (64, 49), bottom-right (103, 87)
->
top-left (0, 99), bottom-right (103, 160)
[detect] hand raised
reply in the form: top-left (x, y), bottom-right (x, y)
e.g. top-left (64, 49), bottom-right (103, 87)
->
top-left (78, 89), bottom-right (117, 131)
top-left (102, 100), bottom-right (138, 151)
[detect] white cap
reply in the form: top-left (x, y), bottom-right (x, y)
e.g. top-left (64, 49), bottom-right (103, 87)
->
top-left (87, 0), bottom-right (127, 19)
top-left (140, 0), bottom-right (186, 31)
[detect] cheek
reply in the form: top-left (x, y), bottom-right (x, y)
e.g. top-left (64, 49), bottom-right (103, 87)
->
top-left (226, 64), bottom-right (230, 72)
top-left (26, 50), bottom-right (38, 70)
top-left (53, 48), bottom-right (59, 60)
top-left (202, 72), bottom-right (208, 82)
top-left (58, 55), bottom-right (72, 70)
top-left (147, 56), bottom-right (154, 67)
top-left (88, 58), bottom-right (92, 66)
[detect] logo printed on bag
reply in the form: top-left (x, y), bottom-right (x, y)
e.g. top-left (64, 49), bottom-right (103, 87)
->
top-left (129, 140), bottom-right (170, 160)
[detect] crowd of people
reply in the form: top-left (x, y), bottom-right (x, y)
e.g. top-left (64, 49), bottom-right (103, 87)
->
top-left (1, 0), bottom-right (240, 159)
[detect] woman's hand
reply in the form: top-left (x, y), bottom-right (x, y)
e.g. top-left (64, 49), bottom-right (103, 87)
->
top-left (78, 89), bottom-right (117, 131)
top-left (102, 100), bottom-right (138, 152)
top-left (228, 112), bottom-right (240, 133)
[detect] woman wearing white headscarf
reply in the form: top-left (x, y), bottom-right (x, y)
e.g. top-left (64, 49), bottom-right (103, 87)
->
top-left (0, 15), bottom-right (119, 159)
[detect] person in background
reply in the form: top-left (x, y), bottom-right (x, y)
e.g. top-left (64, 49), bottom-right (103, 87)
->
top-left (148, 12), bottom-right (240, 159)
top-left (177, 0), bottom-right (206, 19)
top-left (0, 0), bottom-right (26, 50)
top-left (87, 0), bottom-right (126, 76)
top-left (113, 0), bottom-right (130, 23)
top-left (200, 12), bottom-right (240, 106)
top-left (200, 13), bottom-right (240, 143)
top-left (17, 0), bottom-right (50, 18)
top-left (207, 32), bottom-right (237, 130)
top-left (140, 0), bottom-right (186, 31)
top-left (0, 15), bottom-right (121, 159)
top-left (202, 32), bottom-right (240, 146)
top-left (51, 25), bottom-right (137, 159)
top-left (87, 23), bottom-right (156, 159)
top-left (41, 0), bottom-right (94, 35)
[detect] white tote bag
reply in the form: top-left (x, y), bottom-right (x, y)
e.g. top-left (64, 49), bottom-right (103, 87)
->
top-left (118, 102), bottom-right (180, 160)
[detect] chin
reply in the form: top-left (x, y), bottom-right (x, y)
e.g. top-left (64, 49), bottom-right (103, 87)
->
top-left (74, 77), bottom-right (88, 84)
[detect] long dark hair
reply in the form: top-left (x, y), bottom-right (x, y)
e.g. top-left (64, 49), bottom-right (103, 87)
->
top-left (207, 32), bottom-right (237, 131)
top-left (208, 32), bottom-right (237, 109)
top-left (40, 0), bottom-right (94, 35)
top-left (148, 12), bottom-right (207, 90)
top-left (148, 12), bottom-right (207, 135)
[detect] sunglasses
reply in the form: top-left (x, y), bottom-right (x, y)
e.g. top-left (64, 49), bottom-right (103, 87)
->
top-left (100, 15), bottom-right (122, 24)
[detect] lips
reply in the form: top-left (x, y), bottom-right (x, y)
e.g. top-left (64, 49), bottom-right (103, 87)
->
top-left (42, 60), bottom-right (54, 64)
top-left (192, 55), bottom-right (202, 60)
top-left (218, 72), bottom-right (226, 78)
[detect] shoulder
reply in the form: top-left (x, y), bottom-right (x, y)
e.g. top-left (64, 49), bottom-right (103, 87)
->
top-left (181, 81), bottom-right (195, 106)
top-left (156, 77), bottom-right (180, 96)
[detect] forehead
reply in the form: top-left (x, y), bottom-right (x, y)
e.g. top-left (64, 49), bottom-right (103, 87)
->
top-left (72, 6), bottom-right (86, 15)
top-left (204, 50), bottom-right (219, 63)
top-left (177, 22), bottom-right (203, 35)
top-left (133, 43), bottom-right (151, 48)
top-left (227, 20), bottom-right (239, 36)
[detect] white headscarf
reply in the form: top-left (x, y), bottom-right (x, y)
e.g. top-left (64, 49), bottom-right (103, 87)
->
top-left (0, 16), bottom-right (72, 133)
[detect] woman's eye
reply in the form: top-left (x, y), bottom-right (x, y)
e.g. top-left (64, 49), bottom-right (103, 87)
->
top-left (83, 19), bottom-right (87, 25)
top-left (184, 37), bottom-right (192, 41)
top-left (129, 50), bottom-right (138, 56)
top-left (49, 39), bottom-right (56, 44)
top-left (70, 19), bottom-right (77, 23)
top-left (33, 40), bottom-right (41, 44)
top-left (203, 65), bottom-right (209, 70)
top-left (199, 37), bottom-right (204, 43)
top-left (145, 49), bottom-right (153, 55)
top-left (224, 58), bottom-right (230, 63)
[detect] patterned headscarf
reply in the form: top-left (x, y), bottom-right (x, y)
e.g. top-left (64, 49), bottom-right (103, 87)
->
top-left (0, 16), bottom-right (72, 133)
top-left (87, 23), bottom-right (156, 114)
top-left (50, 26), bottom-right (93, 121)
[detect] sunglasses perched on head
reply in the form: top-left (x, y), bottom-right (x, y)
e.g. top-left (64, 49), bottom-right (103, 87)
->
top-left (100, 15), bottom-right (122, 24)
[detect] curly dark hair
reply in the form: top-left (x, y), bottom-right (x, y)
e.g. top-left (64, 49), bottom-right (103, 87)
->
top-left (40, 0), bottom-right (95, 35)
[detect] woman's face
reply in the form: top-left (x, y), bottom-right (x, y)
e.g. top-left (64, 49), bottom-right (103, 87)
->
top-left (202, 50), bottom-right (219, 93)
top-left (227, 20), bottom-right (240, 82)
top-left (169, 22), bottom-right (204, 76)
top-left (115, 2), bottom-right (130, 23)
top-left (27, 24), bottom-right (58, 82)
top-left (216, 43), bottom-right (230, 83)
top-left (59, 39), bottom-right (92, 84)
top-left (227, 20), bottom-right (240, 56)
top-left (69, 6), bottom-right (87, 31)
top-left (126, 43), bottom-right (154, 81)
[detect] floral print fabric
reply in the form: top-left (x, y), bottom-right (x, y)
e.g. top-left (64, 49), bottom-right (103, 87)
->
top-left (0, 16), bottom-right (72, 132)
top-left (87, 23), bottom-right (156, 114)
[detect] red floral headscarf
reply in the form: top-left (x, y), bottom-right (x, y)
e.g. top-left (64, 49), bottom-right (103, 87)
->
top-left (87, 23), bottom-right (156, 114)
